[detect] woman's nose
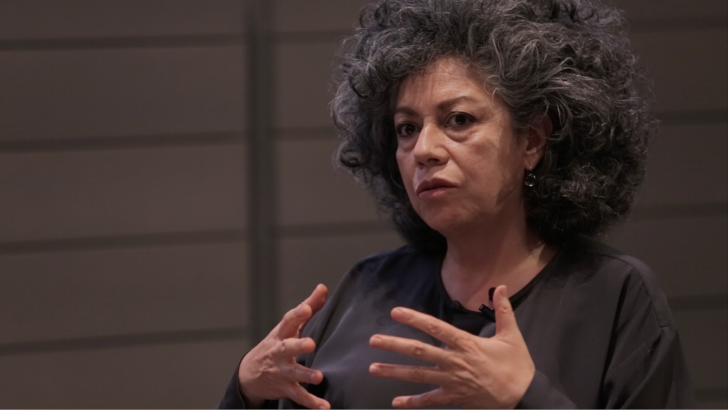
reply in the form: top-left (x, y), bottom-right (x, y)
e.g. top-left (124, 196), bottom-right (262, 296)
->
top-left (414, 123), bottom-right (448, 167)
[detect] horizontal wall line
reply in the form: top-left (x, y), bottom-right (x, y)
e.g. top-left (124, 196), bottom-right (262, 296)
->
top-left (278, 220), bottom-right (393, 238)
top-left (277, 126), bottom-right (337, 141)
top-left (0, 132), bottom-right (244, 153)
top-left (630, 202), bottom-right (727, 221)
top-left (273, 19), bottom-right (728, 44)
top-left (656, 110), bottom-right (727, 126)
top-left (0, 34), bottom-right (243, 51)
top-left (0, 230), bottom-right (246, 256)
top-left (274, 30), bottom-right (350, 45)
top-left (0, 327), bottom-right (247, 357)
top-left (669, 294), bottom-right (728, 311)
top-left (629, 17), bottom-right (727, 33)
top-left (0, 18), bottom-right (724, 52)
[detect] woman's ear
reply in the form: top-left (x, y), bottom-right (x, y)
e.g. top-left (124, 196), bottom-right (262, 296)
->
top-left (523, 113), bottom-right (552, 169)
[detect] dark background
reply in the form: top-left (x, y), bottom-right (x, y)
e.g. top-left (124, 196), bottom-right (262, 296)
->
top-left (0, 0), bottom-right (725, 407)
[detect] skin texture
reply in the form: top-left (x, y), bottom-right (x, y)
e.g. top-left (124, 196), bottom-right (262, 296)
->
top-left (237, 284), bottom-right (331, 409)
top-left (369, 286), bottom-right (535, 409)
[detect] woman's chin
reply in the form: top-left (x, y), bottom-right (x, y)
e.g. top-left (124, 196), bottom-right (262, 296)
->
top-left (420, 212), bottom-right (472, 237)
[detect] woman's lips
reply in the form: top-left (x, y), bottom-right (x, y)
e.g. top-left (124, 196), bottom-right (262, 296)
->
top-left (416, 178), bottom-right (457, 199)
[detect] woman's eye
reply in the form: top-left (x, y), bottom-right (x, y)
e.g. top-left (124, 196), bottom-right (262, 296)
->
top-left (447, 113), bottom-right (473, 127)
top-left (396, 123), bottom-right (418, 137)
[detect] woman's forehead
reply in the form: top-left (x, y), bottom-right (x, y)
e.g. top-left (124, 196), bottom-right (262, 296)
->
top-left (396, 57), bottom-right (497, 111)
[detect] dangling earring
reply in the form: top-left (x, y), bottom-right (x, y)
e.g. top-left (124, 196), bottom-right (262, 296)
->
top-left (524, 169), bottom-right (536, 188)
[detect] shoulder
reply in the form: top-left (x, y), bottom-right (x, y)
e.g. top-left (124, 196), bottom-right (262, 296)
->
top-left (559, 235), bottom-right (674, 329)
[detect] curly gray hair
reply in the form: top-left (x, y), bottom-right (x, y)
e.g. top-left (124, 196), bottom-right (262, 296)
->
top-left (332, 0), bottom-right (656, 250)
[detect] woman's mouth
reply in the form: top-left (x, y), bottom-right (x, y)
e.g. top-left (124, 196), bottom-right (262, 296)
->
top-left (415, 178), bottom-right (457, 199)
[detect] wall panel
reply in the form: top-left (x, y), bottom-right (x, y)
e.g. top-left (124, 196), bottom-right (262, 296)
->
top-left (0, 243), bottom-right (247, 345)
top-left (275, 41), bottom-right (339, 129)
top-left (607, 216), bottom-right (727, 299)
top-left (0, 144), bottom-right (246, 242)
top-left (613, 0), bottom-right (727, 23)
top-left (274, 0), bottom-right (369, 34)
top-left (0, 0), bottom-right (244, 39)
top-left (0, 47), bottom-right (245, 141)
top-left (631, 29), bottom-right (727, 114)
top-left (276, 138), bottom-right (379, 226)
top-left (673, 308), bottom-right (728, 395)
top-left (0, 340), bottom-right (249, 408)
top-left (638, 122), bottom-right (727, 207)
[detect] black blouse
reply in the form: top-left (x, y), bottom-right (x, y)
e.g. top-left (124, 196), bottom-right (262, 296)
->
top-left (220, 236), bottom-right (695, 408)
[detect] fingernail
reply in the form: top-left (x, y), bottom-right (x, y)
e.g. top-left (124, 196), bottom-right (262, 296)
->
top-left (393, 398), bottom-right (403, 407)
top-left (369, 364), bottom-right (381, 374)
top-left (309, 372), bottom-right (318, 382)
top-left (391, 307), bottom-right (404, 317)
top-left (370, 335), bottom-right (381, 345)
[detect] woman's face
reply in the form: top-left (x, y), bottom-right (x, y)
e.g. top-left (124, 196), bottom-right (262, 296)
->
top-left (394, 56), bottom-right (543, 236)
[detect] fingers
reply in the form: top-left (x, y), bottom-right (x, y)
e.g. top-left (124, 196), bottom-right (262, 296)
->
top-left (369, 363), bottom-right (447, 385)
top-left (278, 302), bottom-right (313, 338)
top-left (277, 337), bottom-right (316, 358)
top-left (277, 284), bottom-right (328, 339)
top-left (369, 334), bottom-right (448, 365)
top-left (303, 284), bottom-right (328, 315)
top-left (286, 384), bottom-right (331, 409)
top-left (284, 362), bottom-right (324, 385)
top-left (392, 389), bottom-right (448, 409)
top-left (391, 307), bottom-right (468, 348)
top-left (493, 285), bottom-right (519, 337)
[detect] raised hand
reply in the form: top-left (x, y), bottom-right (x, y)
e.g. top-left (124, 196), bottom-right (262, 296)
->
top-left (238, 284), bottom-right (331, 409)
top-left (368, 285), bottom-right (535, 409)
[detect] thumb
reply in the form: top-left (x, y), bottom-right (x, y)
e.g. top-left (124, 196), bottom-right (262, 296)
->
top-left (494, 285), bottom-right (519, 337)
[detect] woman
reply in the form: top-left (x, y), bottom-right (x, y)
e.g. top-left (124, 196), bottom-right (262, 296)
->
top-left (220, 0), bottom-right (695, 408)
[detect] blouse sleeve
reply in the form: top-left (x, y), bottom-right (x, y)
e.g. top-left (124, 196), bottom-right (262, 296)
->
top-left (516, 371), bottom-right (577, 409)
top-left (218, 357), bottom-right (247, 409)
top-left (602, 326), bottom-right (696, 408)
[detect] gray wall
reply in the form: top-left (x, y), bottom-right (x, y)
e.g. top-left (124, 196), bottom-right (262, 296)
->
top-left (0, 0), bottom-right (725, 407)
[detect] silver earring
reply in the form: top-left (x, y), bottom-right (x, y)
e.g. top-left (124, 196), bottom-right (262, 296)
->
top-left (524, 170), bottom-right (536, 188)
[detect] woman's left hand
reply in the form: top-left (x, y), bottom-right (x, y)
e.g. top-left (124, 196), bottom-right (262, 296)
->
top-left (368, 285), bottom-right (535, 409)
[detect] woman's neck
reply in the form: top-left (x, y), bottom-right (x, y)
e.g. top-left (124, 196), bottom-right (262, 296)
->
top-left (440, 208), bottom-right (556, 310)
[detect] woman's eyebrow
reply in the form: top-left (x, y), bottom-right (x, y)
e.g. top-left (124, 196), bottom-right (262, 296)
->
top-left (393, 106), bottom-right (419, 116)
top-left (394, 96), bottom-right (481, 117)
top-left (436, 96), bottom-right (479, 112)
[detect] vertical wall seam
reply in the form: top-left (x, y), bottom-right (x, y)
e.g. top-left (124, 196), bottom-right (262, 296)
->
top-left (246, 0), bottom-right (278, 343)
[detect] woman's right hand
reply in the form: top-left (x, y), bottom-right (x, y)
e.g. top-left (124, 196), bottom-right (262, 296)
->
top-left (237, 284), bottom-right (331, 409)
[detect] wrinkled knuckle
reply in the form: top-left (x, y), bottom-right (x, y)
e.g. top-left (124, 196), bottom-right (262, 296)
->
top-left (458, 336), bottom-right (477, 351)
top-left (410, 367), bottom-right (425, 382)
top-left (277, 341), bottom-right (289, 356)
top-left (282, 310), bottom-right (295, 325)
top-left (411, 343), bottom-right (425, 357)
top-left (426, 321), bottom-right (441, 335)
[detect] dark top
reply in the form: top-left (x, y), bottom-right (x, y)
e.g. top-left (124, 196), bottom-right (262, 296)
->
top-left (220, 236), bottom-right (695, 408)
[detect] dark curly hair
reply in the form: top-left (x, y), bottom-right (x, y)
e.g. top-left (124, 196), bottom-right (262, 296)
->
top-left (331, 0), bottom-right (656, 251)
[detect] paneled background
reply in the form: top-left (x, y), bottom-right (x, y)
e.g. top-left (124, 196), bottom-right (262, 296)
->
top-left (0, 0), bottom-right (725, 407)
